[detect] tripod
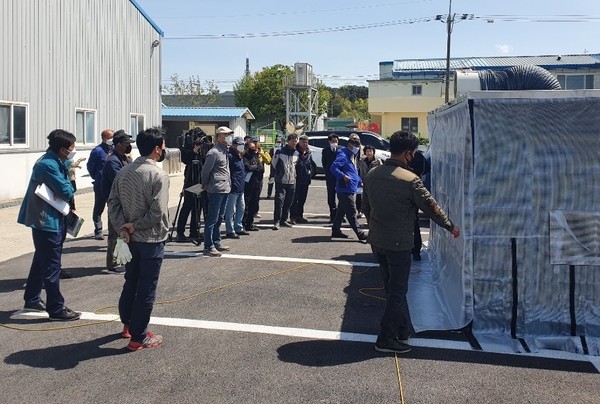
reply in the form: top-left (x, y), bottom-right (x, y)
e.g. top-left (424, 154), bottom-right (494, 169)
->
top-left (168, 160), bottom-right (203, 246)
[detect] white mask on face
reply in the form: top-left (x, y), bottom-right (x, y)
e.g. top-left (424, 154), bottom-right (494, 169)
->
top-left (236, 145), bottom-right (245, 153)
top-left (105, 139), bottom-right (113, 146)
top-left (67, 149), bottom-right (77, 160)
top-left (331, 143), bottom-right (337, 151)
top-left (351, 146), bottom-right (359, 155)
top-left (225, 135), bottom-right (233, 145)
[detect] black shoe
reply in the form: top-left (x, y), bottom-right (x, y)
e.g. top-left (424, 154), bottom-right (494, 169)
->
top-left (246, 226), bottom-right (260, 232)
top-left (24, 300), bottom-right (46, 312)
top-left (375, 336), bottom-right (411, 354)
top-left (225, 233), bottom-right (240, 239)
top-left (60, 270), bottom-right (74, 279)
top-left (280, 221), bottom-right (293, 228)
top-left (108, 266), bottom-right (126, 273)
top-left (331, 231), bottom-right (349, 239)
top-left (215, 244), bottom-right (230, 252)
top-left (295, 217), bottom-right (308, 224)
top-left (357, 232), bottom-right (368, 243)
top-left (49, 307), bottom-right (81, 321)
top-left (175, 234), bottom-right (190, 242)
top-left (237, 230), bottom-right (250, 236)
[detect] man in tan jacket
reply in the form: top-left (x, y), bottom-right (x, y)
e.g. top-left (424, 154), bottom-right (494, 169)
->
top-left (362, 131), bottom-right (460, 354)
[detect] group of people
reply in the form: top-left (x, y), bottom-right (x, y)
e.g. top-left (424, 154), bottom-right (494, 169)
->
top-left (19, 127), bottom-right (170, 351)
top-left (18, 124), bottom-right (460, 355)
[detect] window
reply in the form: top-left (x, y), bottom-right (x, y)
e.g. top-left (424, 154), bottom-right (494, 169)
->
top-left (556, 74), bottom-right (595, 90)
top-left (401, 117), bottom-right (419, 134)
top-left (130, 114), bottom-right (145, 138)
top-left (0, 102), bottom-right (28, 146)
top-left (75, 109), bottom-right (96, 144)
top-left (358, 133), bottom-right (390, 151)
top-left (412, 85), bottom-right (423, 96)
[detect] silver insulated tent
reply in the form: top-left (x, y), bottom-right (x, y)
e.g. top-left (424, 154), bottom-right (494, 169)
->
top-left (419, 90), bottom-right (600, 354)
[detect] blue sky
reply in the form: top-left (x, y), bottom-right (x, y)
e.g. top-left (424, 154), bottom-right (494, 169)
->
top-left (136, 0), bottom-right (600, 91)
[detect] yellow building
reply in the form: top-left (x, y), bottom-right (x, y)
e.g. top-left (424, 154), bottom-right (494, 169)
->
top-left (368, 53), bottom-right (600, 139)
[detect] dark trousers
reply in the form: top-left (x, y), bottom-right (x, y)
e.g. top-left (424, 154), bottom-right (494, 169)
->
top-left (24, 220), bottom-right (67, 316)
top-left (371, 246), bottom-right (414, 340)
top-left (332, 192), bottom-right (360, 235)
top-left (325, 174), bottom-right (337, 219)
top-left (244, 183), bottom-right (261, 228)
top-left (176, 190), bottom-right (200, 238)
top-left (290, 183), bottom-right (310, 219)
top-left (413, 213), bottom-right (422, 255)
top-left (92, 183), bottom-right (105, 233)
top-left (118, 241), bottom-right (164, 342)
top-left (273, 182), bottom-right (295, 223)
top-left (356, 193), bottom-right (362, 213)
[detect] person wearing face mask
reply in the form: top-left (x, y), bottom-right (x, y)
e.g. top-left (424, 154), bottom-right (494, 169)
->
top-left (223, 137), bottom-right (248, 239)
top-left (362, 131), bottom-right (460, 354)
top-left (321, 133), bottom-right (340, 223)
top-left (266, 137), bottom-right (283, 199)
top-left (108, 128), bottom-right (170, 351)
top-left (102, 130), bottom-right (135, 272)
top-left (201, 126), bottom-right (233, 257)
top-left (18, 129), bottom-right (81, 321)
top-left (87, 129), bottom-right (114, 240)
top-left (329, 133), bottom-right (368, 242)
top-left (242, 141), bottom-right (265, 231)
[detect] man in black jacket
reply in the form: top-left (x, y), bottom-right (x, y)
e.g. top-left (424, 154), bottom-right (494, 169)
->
top-left (321, 133), bottom-right (339, 223)
top-left (290, 135), bottom-right (314, 224)
top-left (176, 129), bottom-right (204, 243)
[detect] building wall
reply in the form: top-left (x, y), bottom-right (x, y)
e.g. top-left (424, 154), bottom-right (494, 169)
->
top-left (0, 0), bottom-right (162, 200)
top-left (368, 80), bottom-right (449, 138)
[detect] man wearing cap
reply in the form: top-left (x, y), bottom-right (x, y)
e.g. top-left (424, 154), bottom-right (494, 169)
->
top-left (87, 129), bottom-right (114, 240)
top-left (201, 126), bottom-right (233, 257)
top-left (290, 134), bottom-right (314, 224)
top-left (330, 133), bottom-right (368, 242)
top-left (102, 129), bottom-right (134, 272)
top-left (322, 133), bottom-right (340, 222)
top-left (224, 137), bottom-right (248, 239)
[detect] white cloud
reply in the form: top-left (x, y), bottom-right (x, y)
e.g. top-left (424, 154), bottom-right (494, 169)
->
top-left (496, 43), bottom-right (514, 54)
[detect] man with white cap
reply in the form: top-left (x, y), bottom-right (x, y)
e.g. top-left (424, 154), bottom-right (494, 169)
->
top-left (201, 126), bottom-right (233, 257)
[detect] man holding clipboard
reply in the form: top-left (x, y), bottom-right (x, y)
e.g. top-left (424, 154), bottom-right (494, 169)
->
top-left (17, 129), bottom-right (81, 321)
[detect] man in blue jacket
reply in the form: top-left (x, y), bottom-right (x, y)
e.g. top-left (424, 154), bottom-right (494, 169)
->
top-left (102, 130), bottom-right (134, 272)
top-left (87, 129), bottom-right (114, 240)
top-left (330, 133), bottom-right (368, 242)
top-left (18, 129), bottom-right (81, 321)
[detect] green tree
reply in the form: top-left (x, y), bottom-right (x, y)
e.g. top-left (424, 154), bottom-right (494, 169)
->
top-left (162, 74), bottom-right (220, 106)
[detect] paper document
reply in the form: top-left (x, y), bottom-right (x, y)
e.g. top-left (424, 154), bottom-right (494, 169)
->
top-left (185, 183), bottom-right (205, 195)
top-left (34, 183), bottom-right (70, 216)
top-left (65, 211), bottom-right (84, 237)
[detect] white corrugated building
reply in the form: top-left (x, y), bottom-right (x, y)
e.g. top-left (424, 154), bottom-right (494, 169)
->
top-left (0, 0), bottom-right (163, 201)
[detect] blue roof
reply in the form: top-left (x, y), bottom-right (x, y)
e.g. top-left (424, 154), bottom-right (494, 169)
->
top-left (382, 53), bottom-right (600, 72)
top-left (129, 0), bottom-right (164, 36)
top-left (162, 106), bottom-right (255, 120)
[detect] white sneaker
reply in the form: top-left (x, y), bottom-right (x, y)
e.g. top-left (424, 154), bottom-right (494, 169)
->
top-left (254, 213), bottom-right (262, 218)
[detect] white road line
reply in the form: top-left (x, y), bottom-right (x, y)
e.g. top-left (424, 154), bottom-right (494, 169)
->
top-left (14, 311), bottom-right (596, 368)
top-left (163, 251), bottom-right (379, 267)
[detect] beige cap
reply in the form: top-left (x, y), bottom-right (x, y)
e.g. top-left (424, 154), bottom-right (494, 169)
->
top-left (216, 126), bottom-right (234, 134)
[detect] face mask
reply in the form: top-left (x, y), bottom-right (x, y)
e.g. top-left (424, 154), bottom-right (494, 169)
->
top-left (351, 147), bottom-right (359, 155)
top-left (124, 144), bottom-right (132, 154)
top-left (158, 148), bottom-right (166, 162)
top-left (67, 149), bottom-right (77, 160)
top-left (236, 145), bottom-right (245, 153)
top-left (275, 143), bottom-right (282, 150)
top-left (105, 139), bottom-right (113, 146)
top-left (248, 149), bottom-right (256, 155)
top-left (225, 135), bottom-right (233, 146)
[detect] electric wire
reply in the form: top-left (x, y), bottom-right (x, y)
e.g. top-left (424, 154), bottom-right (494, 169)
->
top-left (395, 353), bottom-right (407, 404)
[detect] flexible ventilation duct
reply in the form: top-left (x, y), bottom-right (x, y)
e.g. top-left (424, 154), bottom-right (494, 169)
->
top-left (478, 65), bottom-right (562, 90)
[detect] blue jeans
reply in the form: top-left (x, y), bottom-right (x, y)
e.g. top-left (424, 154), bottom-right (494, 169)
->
top-left (204, 192), bottom-right (228, 250)
top-left (24, 219), bottom-right (67, 316)
top-left (371, 246), bottom-right (414, 340)
top-left (224, 192), bottom-right (245, 234)
top-left (118, 241), bottom-right (164, 342)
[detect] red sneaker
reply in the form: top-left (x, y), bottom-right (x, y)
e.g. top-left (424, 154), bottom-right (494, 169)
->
top-left (127, 331), bottom-right (163, 351)
top-left (121, 325), bottom-right (131, 339)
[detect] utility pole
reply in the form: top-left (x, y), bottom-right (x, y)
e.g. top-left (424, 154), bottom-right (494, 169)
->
top-left (436, 2), bottom-right (474, 103)
top-left (444, 0), bottom-right (453, 103)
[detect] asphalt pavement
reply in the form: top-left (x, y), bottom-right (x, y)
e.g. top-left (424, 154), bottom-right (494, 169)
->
top-left (0, 174), bottom-right (598, 404)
